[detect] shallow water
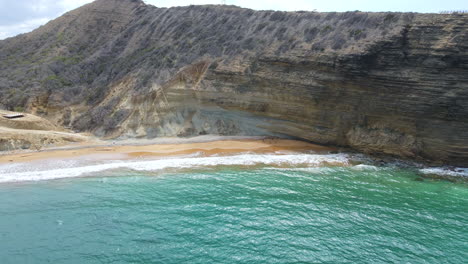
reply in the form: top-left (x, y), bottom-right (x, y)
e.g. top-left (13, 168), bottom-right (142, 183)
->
top-left (0, 155), bottom-right (467, 263)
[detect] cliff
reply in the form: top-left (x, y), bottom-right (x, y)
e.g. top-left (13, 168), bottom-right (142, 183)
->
top-left (0, 0), bottom-right (467, 166)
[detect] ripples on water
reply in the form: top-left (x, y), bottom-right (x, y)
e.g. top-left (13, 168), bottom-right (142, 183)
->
top-left (0, 154), bottom-right (467, 263)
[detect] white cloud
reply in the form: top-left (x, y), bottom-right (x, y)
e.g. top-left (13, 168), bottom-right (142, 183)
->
top-left (59, 0), bottom-right (94, 11)
top-left (0, 17), bottom-right (50, 39)
top-left (0, 0), bottom-right (93, 40)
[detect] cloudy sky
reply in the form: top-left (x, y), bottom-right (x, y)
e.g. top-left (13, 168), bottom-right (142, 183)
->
top-left (0, 0), bottom-right (467, 39)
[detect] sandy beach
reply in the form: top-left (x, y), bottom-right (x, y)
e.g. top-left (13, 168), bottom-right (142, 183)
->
top-left (0, 137), bottom-right (335, 164)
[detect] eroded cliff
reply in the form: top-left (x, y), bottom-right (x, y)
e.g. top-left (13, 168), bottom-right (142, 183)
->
top-left (0, 0), bottom-right (467, 165)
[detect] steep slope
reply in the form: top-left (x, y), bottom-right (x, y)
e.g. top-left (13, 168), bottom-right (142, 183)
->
top-left (0, 0), bottom-right (467, 166)
top-left (0, 0), bottom-right (145, 113)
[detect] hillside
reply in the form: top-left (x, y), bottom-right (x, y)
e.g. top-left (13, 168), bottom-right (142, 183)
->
top-left (0, 110), bottom-right (89, 151)
top-left (0, 0), bottom-right (467, 165)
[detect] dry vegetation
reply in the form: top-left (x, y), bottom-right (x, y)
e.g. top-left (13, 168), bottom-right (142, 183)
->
top-left (0, 0), bottom-right (418, 112)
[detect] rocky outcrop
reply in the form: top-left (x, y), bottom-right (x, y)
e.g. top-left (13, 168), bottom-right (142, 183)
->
top-left (0, 110), bottom-right (89, 151)
top-left (0, 0), bottom-right (467, 165)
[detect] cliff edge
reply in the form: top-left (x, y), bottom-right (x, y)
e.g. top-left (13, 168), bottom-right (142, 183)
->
top-left (0, 0), bottom-right (467, 165)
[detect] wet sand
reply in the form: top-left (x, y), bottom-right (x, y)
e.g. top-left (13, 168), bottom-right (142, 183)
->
top-left (0, 138), bottom-right (335, 164)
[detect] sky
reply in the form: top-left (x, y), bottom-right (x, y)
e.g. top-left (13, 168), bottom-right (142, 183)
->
top-left (0, 0), bottom-right (467, 40)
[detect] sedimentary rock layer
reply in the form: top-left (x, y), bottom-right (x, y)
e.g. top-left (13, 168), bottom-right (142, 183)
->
top-left (0, 0), bottom-right (467, 165)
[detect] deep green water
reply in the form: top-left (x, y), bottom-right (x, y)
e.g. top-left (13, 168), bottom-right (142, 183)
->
top-left (0, 166), bottom-right (467, 263)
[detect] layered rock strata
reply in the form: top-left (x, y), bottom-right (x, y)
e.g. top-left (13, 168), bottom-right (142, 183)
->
top-left (0, 0), bottom-right (467, 165)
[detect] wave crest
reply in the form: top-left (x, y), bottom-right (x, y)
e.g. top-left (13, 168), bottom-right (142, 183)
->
top-left (0, 153), bottom-right (351, 183)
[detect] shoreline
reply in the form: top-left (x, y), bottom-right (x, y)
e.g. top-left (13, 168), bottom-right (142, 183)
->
top-left (1, 137), bottom-right (466, 182)
top-left (0, 137), bottom-right (335, 164)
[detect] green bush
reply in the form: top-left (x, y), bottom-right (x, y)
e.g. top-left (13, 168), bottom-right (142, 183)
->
top-left (13, 106), bottom-right (24, 112)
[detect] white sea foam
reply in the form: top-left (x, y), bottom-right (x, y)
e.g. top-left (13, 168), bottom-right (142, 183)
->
top-left (352, 164), bottom-right (380, 171)
top-left (419, 167), bottom-right (468, 178)
top-left (0, 153), bottom-right (351, 183)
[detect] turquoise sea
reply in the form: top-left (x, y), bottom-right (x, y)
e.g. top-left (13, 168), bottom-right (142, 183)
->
top-left (0, 153), bottom-right (467, 263)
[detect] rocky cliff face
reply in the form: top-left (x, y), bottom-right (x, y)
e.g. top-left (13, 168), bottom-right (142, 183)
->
top-left (0, 0), bottom-right (467, 166)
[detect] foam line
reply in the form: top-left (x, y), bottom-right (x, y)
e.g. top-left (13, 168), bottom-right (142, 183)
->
top-left (0, 154), bottom-right (350, 183)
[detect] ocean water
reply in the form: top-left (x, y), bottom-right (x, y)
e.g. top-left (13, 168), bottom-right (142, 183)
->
top-left (0, 153), bottom-right (467, 263)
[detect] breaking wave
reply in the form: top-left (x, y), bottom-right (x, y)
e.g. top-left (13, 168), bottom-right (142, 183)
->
top-left (419, 167), bottom-right (468, 178)
top-left (1, 152), bottom-right (467, 184)
top-left (0, 153), bottom-right (351, 183)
